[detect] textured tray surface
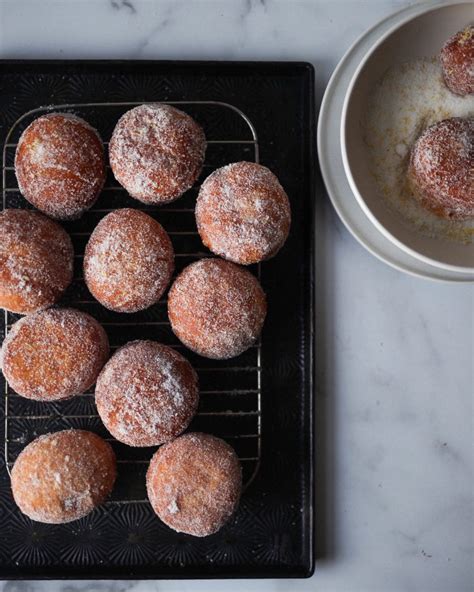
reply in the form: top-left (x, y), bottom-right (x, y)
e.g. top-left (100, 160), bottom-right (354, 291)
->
top-left (0, 60), bottom-right (315, 579)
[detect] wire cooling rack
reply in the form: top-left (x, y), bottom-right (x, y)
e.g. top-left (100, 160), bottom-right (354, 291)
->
top-left (2, 101), bottom-right (262, 503)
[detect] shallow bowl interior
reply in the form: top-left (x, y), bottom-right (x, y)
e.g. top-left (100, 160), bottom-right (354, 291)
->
top-left (342, 3), bottom-right (474, 271)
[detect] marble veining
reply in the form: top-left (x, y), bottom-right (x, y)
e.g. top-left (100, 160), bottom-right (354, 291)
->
top-left (0, 0), bottom-right (473, 591)
top-left (110, 0), bottom-right (137, 15)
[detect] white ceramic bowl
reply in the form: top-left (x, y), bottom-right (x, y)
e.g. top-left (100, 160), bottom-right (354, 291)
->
top-left (340, 2), bottom-right (474, 273)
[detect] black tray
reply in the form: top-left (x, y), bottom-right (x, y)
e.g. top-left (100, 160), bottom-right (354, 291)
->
top-left (0, 60), bottom-right (316, 579)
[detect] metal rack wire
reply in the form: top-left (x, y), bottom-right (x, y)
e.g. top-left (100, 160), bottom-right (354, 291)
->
top-left (2, 101), bottom-right (262, 502)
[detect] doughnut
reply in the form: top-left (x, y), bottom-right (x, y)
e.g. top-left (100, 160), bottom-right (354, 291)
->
top-left (1, 308), bottom-right (109, 401)
top-left (109, 103), bottom-right (206, 204)
top-left (0, 209), bottom-right (74, 314)
top-left (440, 25), bottom-right (474, 96)
top-left (168, 258), bottom-right (266, 359)
top-left (83, 208), bottom-right (174, 313)
top-left (196, 162), bottom-right (291, 265)
top-left (15, 113), bottom-right (106, 220)
top-left (11, 430), bottom-right (116, 524)
top-left (95, 340), bottom-right (199, 447)
top-left (408, 117), bottom-right (473, 219)
top-left (146, 432), bottom-right (242, 537)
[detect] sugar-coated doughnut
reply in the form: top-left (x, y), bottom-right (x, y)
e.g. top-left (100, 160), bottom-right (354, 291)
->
top-left (196, 162), bottom-right (291, 265)
top-left (440, 25), bottom-right (474, 96)
top-left (0, 209), bottom-right (73, 314)
top-left (146, 432), bottom-right (242, 537)
top-left (95, 340), bottom-right (199, 447)
top-left (1, 308), bottom-right (109, 401)
top-left (109, 104), bottom-right (206, 204)
top-left (168, 258), bottom-right (266, 359)
top-left (15, 113), bottom-right (106, 220)
top-left (11, 430), bottom-right (116, 524)
top-left (408, 117), bottom-right (473, 219)
top-left (84, 208), bottom-right (174, 313)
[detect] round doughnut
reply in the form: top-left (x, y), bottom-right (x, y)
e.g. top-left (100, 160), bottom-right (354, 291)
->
top-left (440, 25), bottom-right (474, 96)
top-left (84, 208), bottom-right (174, 313)
top-left (0, 209), bottom-right (74, 314)
top-left (95, 340), bottom-right (199, 447)
top-left (109, 103), bottom-right (206, 204)
top-left (196, 162), bottom-right (291, 265)
top-left (15, 113), bottom-right (106, 220)
top-left (146, 432), bottom-right (242, 537)
top-left (407, 117), bottom-right (473, 219)
top-left (168, 258), bottom-right (266, 359)
top-left (11, 430), bottom-right (116, 524)
top-left (1, 308), bottom-right (109, 401)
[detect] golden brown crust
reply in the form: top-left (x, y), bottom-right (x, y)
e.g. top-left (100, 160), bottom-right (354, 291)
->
top-left (95, 340), bottom-right (199, 447)
top-left (146, 432), bottom-right (242, 537)
top-left (168, 258), bottom-right (267, 359)
top-left (84, 208), bottom-right (174, 313)
top-left (15, 113), bottom-right (106, 220)
top-left (109, 104), bottom-right (206, 204)
top-left (1, 308), bottom-right (109, 401)
top-left (11, 430), bottom-right (116, 524)
top-left (196, 162), bottom-right (291, 265)
top-left (0, 209), bottom-right (74, 314)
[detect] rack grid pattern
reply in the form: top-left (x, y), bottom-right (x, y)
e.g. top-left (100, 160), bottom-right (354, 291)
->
top-left (2, 100), bottom-right (262, 502)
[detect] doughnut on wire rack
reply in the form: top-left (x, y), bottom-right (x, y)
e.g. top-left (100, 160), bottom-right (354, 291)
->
top-left (2, 100), bottom-right (262, 503)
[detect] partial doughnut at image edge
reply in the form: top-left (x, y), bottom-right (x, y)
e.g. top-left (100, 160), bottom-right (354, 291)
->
top-left (0, 209), bottom-right (74, 314)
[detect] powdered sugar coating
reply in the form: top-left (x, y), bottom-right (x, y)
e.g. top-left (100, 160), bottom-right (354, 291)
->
top-left (11, 429), bottom-right (116, 524)
top-left (0, 209), bottom-right (74, 314)
top-left (15, 113), bottom-right (106, 220)
top-left (109, 104), bottom-right (206, 204)
top-left (95, 340), bottom-right (199, 447)
top-left (84, 208), bottom-right (174, 313)
top-left (408, 117), bottom-right (473, 219)
top-left (196, 162), bottom-right (291, 265)
top-left (440, 25), bottom-right (474, 96)
top-left (1, 308), bottom-right (109, 401)
top-left (146, 432), bottom-right (242, 537)
top-left (168, 258), bottom-right (266, 360)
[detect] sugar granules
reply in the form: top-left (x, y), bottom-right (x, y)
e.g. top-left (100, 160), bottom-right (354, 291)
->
top-left (365, 58), bottom-right (474, 243)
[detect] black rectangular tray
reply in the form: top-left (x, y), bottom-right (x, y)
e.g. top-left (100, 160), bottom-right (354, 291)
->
top-left (0, 60), bottom-right (316, 579)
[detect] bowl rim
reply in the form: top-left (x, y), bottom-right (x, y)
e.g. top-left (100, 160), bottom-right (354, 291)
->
top-left (339, 0), bottom-right (474, 274)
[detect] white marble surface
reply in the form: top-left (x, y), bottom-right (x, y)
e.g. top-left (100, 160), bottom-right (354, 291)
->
top-left (0, 0), bottom-right (472, 591)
